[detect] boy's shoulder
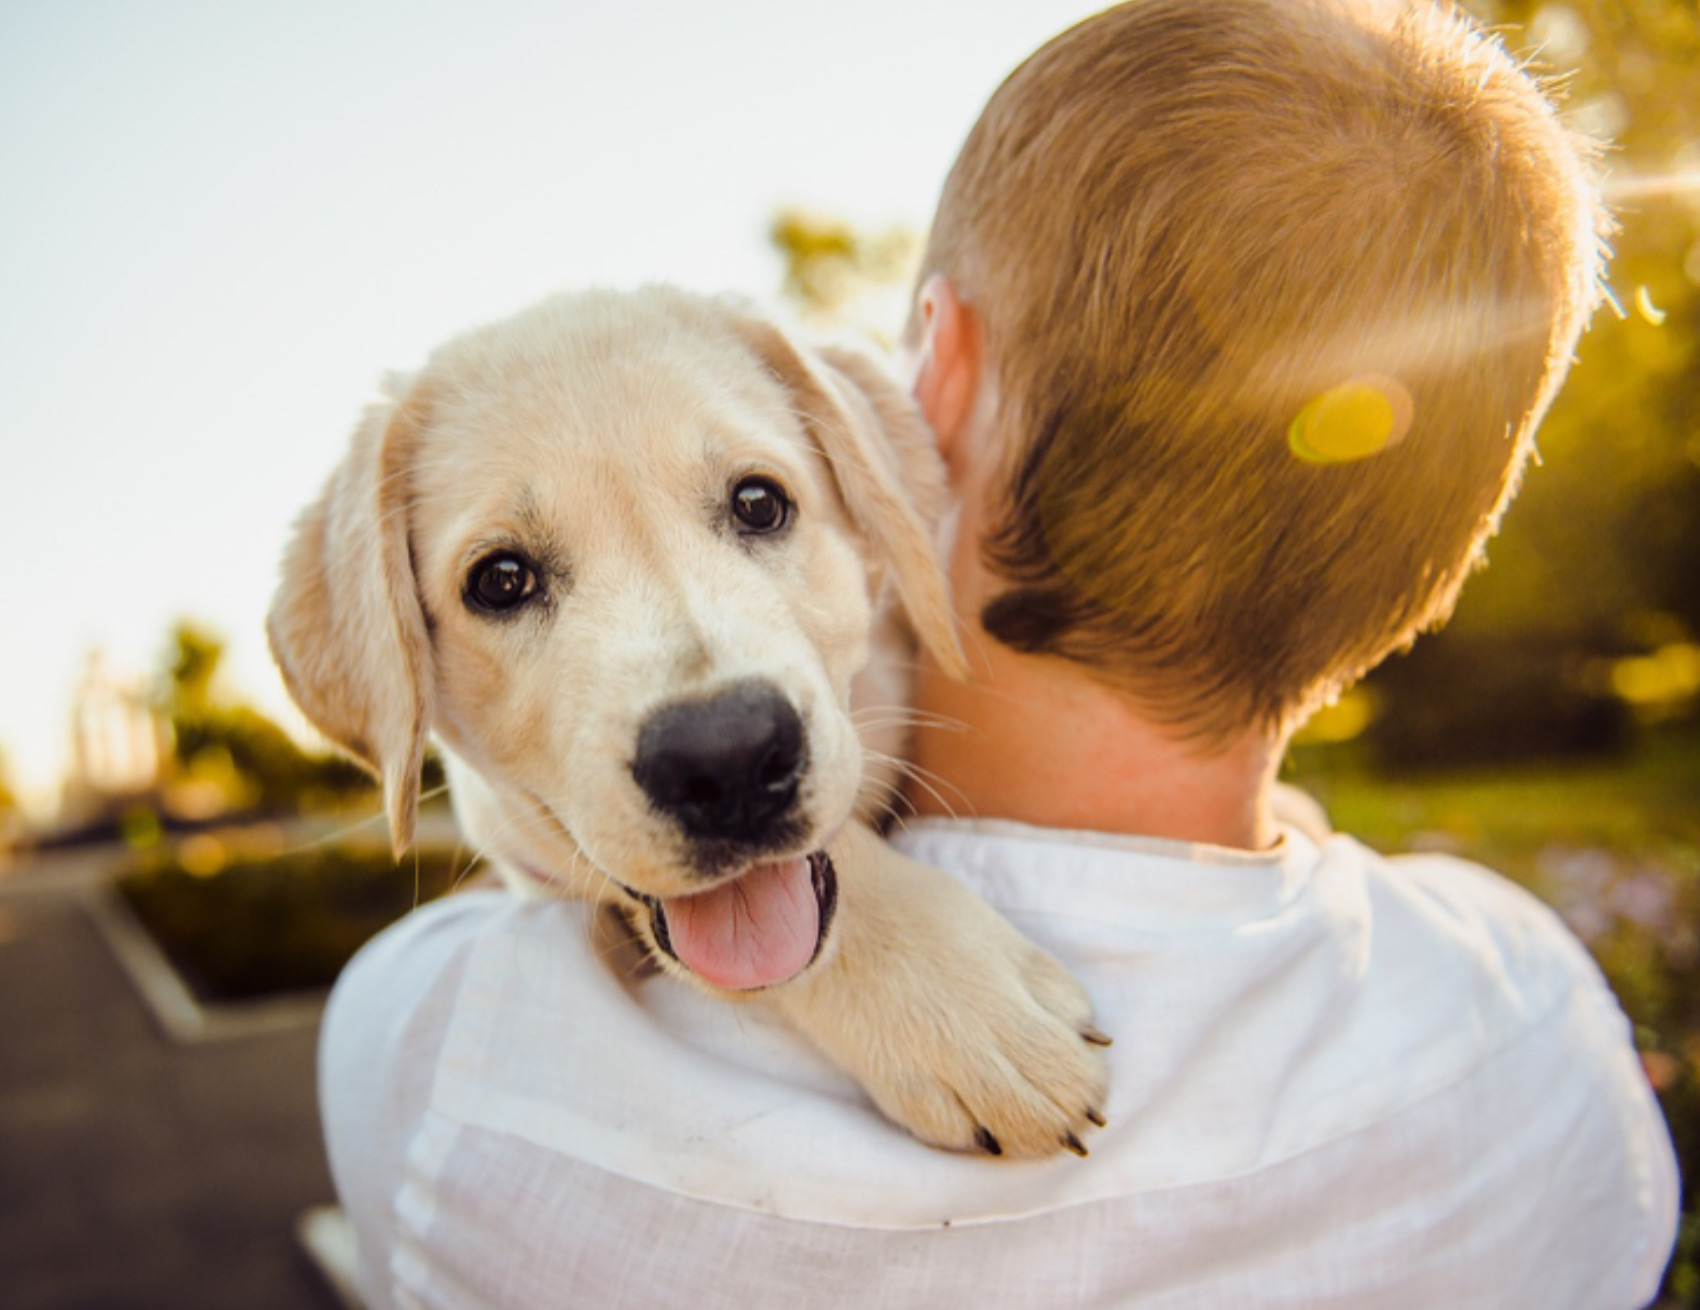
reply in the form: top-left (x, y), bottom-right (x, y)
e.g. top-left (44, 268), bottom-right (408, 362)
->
top-left (1316, 831), bottom-right (1655, 1125)
top-left (1348, 834), bottom-right (1611, 1009)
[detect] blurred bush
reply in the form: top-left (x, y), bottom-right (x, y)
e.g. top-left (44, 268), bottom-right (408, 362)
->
top-left (1368, 633), bottom-right (1634, 769)
top-left (155, 620), bottom-right (375, 819)
top-left (117, 836), bottom-right (469, 1002)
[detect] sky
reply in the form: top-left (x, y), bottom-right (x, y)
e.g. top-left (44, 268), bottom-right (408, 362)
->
top-left (0, 0), bottom-right (1108, 814)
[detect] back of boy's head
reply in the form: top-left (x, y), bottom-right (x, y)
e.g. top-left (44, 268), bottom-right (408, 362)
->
top-left (920, 0), bottom-right (1607, 740)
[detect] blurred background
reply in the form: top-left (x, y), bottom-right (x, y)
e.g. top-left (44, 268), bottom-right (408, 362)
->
top-left (0, 0), bottom-right (1696, 1306)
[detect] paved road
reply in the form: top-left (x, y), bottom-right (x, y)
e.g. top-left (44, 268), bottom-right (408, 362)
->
top-left (0, 854), bottom-right (341, 1310)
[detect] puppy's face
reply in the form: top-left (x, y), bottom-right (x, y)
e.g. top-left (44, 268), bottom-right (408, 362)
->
top-left (413, 298), bottom-right (873, 906)
top-left (270, 288), bottom-right (961, 992)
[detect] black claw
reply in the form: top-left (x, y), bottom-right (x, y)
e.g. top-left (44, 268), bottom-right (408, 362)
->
top-left (1081, 1026), bottom-right (1113, 1047)
top-left (975, 1126), bottom-right (1003, 1157)
top-left (1086, 1107), bottom-right (1107, 1128)
top-left (1063, 1132), bottom-right (1089, 1158)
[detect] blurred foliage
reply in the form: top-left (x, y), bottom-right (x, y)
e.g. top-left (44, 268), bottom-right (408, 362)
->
top-left (118, 835), bottom-right (468, 1001)
top-left (1366, 634), bottom-right (1635, 767)
top-left (1362, 0), bottom-right (1700, 762)
top-left (770, 208), bottom-right (920, 340)
top-left (154, 619), bottom-right (375, 817)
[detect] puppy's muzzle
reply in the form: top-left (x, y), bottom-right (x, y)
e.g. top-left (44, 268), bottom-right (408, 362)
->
top-left (631, 680), bottom-right (806, 846)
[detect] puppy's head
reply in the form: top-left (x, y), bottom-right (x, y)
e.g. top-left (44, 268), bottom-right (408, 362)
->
top-left (269, 287), bottom-right (962, 990)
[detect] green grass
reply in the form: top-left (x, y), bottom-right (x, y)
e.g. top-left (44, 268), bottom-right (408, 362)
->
top-left (1288, 726), bottom-right (1700, 877)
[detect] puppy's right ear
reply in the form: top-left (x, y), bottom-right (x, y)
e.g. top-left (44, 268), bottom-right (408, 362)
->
top-left (726, 315), bottom-right (970, 681)
top-left (267, 379), bottom-right (435, 855)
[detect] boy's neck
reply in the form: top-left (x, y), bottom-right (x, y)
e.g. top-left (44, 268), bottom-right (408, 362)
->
top-left (905, 636), bottom-right (1283, 852)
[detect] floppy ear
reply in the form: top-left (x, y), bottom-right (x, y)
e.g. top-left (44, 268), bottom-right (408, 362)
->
top-left (267, 378), bottom-right (435, 854)
top-left (731, 317), bottom-right (969, 681)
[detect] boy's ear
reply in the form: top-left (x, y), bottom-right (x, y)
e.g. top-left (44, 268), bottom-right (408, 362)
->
top-left (267, 378), bottom-right (436, 856)
top-left (908, 274), bottom-right (983, 473)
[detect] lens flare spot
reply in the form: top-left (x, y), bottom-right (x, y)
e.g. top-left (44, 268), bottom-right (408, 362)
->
top-left (1288, 376), bottom-right (1412, 465)
top-left (178, 833), bottom-right (229, 878)
top-left (1635, 285), bottom-right (1667, 326)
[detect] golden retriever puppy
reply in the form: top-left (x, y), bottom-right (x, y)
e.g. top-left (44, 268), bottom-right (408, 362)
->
top-left (269, 287), bottom-right (1107, 1157)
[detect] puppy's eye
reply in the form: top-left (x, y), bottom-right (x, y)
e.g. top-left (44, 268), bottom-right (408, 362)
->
top-left (731, 476), bottom-right (792, 537)
top-left (465, 552), bottom-right (540, 613)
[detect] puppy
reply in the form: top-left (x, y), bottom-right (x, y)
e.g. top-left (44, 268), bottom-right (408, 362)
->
top-left (270, 287), bottom-right (1107, 1157)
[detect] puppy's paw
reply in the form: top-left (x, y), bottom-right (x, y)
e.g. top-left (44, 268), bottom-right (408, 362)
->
top-left (869, 932), bottom-right (1110, 1159)
top-left (768, 824), bottom-right (1110, 1159)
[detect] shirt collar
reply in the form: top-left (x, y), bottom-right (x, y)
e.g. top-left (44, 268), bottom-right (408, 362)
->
top-left (891, 816), bottom-right (1320, 929)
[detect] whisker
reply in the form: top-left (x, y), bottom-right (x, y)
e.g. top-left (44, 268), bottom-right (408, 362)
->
top-left (863, 749), bottom-right (969, 821)
top-left (850, 702), bottom-right (970, 731)
top-left (851, 713), bottom-right (971, 740)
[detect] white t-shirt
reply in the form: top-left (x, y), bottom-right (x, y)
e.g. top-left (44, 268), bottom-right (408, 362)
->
top-left (320, 819), bottom-right (1678, 1309)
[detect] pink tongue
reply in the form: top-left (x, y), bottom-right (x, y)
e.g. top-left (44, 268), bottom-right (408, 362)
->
top-left (663, 857), bottom-right (818, 990)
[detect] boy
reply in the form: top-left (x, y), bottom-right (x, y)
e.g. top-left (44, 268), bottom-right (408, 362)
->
top-left (320, 2), bottom-right (1678, 1305)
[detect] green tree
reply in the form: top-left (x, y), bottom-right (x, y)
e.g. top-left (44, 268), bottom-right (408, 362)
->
top-left (1363, 1), bottom-right (1700, 761)
top-left (164, 621), bottom-right (223, 721)
top-left (0, 748), bottom-right (17, 824)
top-left (1451, 0), bottom-right (1700, 635)
top-left (770, 208), bottom-right (919, 340)
top-left (155, 620), bottom-right (371, 814)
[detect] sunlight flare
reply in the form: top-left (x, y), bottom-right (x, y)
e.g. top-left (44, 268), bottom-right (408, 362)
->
top-left (1288, 375), bottom-right (1413, 464)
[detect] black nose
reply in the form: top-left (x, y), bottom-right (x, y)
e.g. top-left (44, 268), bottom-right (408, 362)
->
top-left (631, 681), bottom-right (806, 843)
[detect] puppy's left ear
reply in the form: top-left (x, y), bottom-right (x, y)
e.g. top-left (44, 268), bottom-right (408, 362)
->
top-left (267, 378), bottom-right (436, 854)
top-left (732, 317), bottom-right (969, 680)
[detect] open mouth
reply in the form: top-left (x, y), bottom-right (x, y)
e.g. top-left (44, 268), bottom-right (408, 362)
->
top-left (624, 851), bottom-right (838, 991)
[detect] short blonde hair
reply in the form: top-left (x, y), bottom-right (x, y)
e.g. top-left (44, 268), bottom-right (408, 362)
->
top-left (920, 0), bottom-right (1607, 738)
